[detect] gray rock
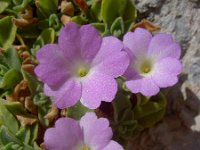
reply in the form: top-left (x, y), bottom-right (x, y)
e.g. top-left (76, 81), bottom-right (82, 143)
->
top-left (129, 0), bottom-right (200, 149)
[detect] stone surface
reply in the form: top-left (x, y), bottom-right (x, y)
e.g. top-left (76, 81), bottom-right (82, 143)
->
top-left (129, 0), bottom-right (200, 149)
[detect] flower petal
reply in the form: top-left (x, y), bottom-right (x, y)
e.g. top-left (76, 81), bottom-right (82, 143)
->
top-left (123, 48), bottom-right (138, 80)
top-left (44, 79), bottom-right (82, 109)
top-left (58, 22), bottom-right (81, 59)
top-left (94, 51), bottom-right (129, 78)
top-left (44, 118), bottom-right (83, 150)
top-left (91, 36), bottom-right (129, 77)
top-left (102, 141), bottom-right (124, 150)
top-left (140, 77), bottom-right (160, 96)
top-left (80, 112), bottom-right (112, 150)
top-left (81, 71), bottom-right (117, 109)
top-left (59, 23), bottom-right (102, 62)
top-left (79, 24), bottom-right (102, 62)
top-left (148, 33), bottom-right (181, 60)
top-left (125, 75), bottom-right (143, 94)
top-left (35, 44), bottom-right (69, 88)
top-left (126, 76), bottom-right (159, 96)
top-left (92, 36), bottom-right (124, 65)
top-left (152, 57), bottom-right (182, 87)
top-left (123, 28), bottom-right (152, 57)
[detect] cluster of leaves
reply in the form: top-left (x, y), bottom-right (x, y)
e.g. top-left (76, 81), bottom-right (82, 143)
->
top-left (0, 0), bottom-right (166, 149)
top-left (0, 1), bottom-right (56, 149)
top-left (73, 0), bottom-right (137, 37)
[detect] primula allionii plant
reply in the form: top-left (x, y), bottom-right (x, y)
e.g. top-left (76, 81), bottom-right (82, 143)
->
top-left (123, 28), bottom-right (182, 96)
top-left (44, 112), bottom-right (123, 150)
top-left (0, 0), bottom-right (182, 149)
top-left (35, 22), bottom-right (129, 109)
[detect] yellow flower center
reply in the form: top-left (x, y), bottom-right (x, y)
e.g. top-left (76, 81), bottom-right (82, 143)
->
top-left (141, 63), bottom-right (151, 73)
top-left (81, 146), bottom-right (90, 150)
top-left (140, 59), bottom-right (152, 74)
top-left (78, 67), bottom-right (88, 77)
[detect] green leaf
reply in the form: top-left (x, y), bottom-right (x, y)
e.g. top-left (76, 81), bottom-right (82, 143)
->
top-left (13, 0), bottom-right (32, 12)
top-left (0, 16), bottom-right (17, 49)
top-left (49, 14), bottom-right (62, 31)
top-left (36, 0), bottom-right (58, 18)
top-left (0, 100), bottom-right (19, 134)
top-left (67, 102), bottom-right (93, 120)
top-left (71, 15), bottom-right (88, 25)
top-left (0, 69), bottom-right (22, 90)
top-left (13, 0), bottom-right (23, 5)
top-left (31, 28), bottom-right (55, 55)
top-left (18, 24), bottom-right (41, 39)
top-left (92, 23), bottom-right (105, 35)
top-left (112, 78), bottom-right (141, 141)
top-left (15, 124), bottom-right (38, 146)
top-left (110, 17), bottom-right (124, 37)
top-left (3, 142), bottom-right (22, 150)
top-left (33, 92), bottom-right (51, 126)
top-left (38, 14), bottom-right (62, 32)
top-left (90, 0), bottom-right (102, 21)
top-left (16, 127), bottom-right (30, 144)
top-left (123, 0), bottom-right (137, 29)
top-left (0, 65), bottom-right (9, 76)
top-left (3, 47), bottom-right (21, 71)
top-left (112, 78), bottom-right (133, 123)
top-left (100, 0), bottom-right (137, 30)
top-left (0, 125), bottom-right (35, 150)
top-left (101, 0), bottom-right (126, 26)
top-left (21, 71), bottom-right (39, 95)
top-left (0, 0), bottom-right (11, 13)
top-left (5, 102), bottom-right (27, 116)
top-left (29, 124), bottom-right (38, 145)
top-left (112, 91), bottom-right (132, 123)
top-left (0, 126), bottom-right (21, 145)
top-left (134, 93), bottom-right (167, 128)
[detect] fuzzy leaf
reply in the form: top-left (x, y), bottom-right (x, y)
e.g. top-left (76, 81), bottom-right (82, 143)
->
top-left (5, 102), bottom-right (27, 116)
top-left (16, 124), bottom-right (38, 145)
top-left (0, 0), bottom-right (11, 13)
top-left (36, 0), bottom-right (58, 18)
top-left (101, 0), bottom-right (137, 29)
top-left (67, 102), bottom-right (93, 120)
top-left (3, 47), bottom-right (21, 71)
top-left (31, 28), bottom-right (55, 55)
top-left (0, 125), bottom-right (35, 150)
top-left (92, 23), bottom-right (105, 35)
top-left (16, 127), bottom-right (30, 144)
top-left (3, 142), bottom-right (22, 150)
top-left (0, 126), bottom-right (21, 145)
top-left (0, 16), bottom-right (17, 49)
top-left (123, 0), bottom-right (137, 29)
top-left (49, 14), bottom-right (62, 31)
top-left (22, 71), bottom-right (38, 95)
top-left (110, 17), bottom-right (124, 37)
top-left (13, 0), bottom-right (32, 12)
top-left (71, 15), bottom-right (88, 25)
top-left (33, 91), bottom-right (51, 126)
top-left (0, 69), bottom-right (22, 90)
top-left (18, 24), bottom-right (41, 39)
top-left (134, 93), bottom-right (167, 128)
top-left (112, 78), bottom-right (141, 141)
top-left (0, 100), bottom-right (19, 134)
top-left (90, 0), bottom-right (102, 21)
top-left (101, 0), bottom-right (126, 26)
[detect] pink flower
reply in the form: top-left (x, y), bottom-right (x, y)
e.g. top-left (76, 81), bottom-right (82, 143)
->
top-left (35, 22), bottom-right (129, 109)
top-left (44, 112), bottom-right (123, 150)
top-left (123, 28), bottom-right (182, 96)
